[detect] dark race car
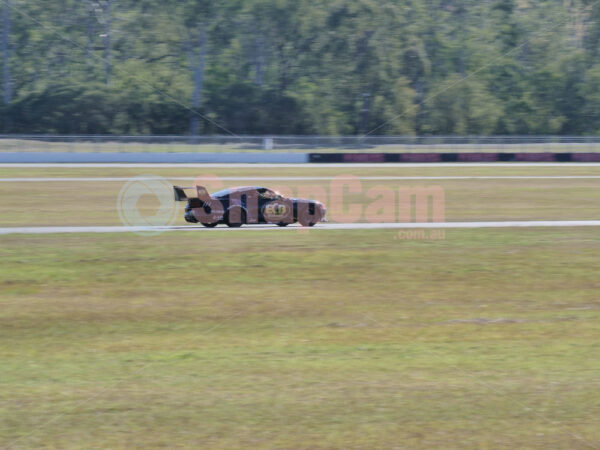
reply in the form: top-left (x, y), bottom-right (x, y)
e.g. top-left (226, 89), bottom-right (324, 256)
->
top-left (173, 185), bottom-right (327, 228)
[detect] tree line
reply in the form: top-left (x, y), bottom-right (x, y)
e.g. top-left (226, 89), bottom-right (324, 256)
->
top-left (1, 0), bottom-right (600, 135)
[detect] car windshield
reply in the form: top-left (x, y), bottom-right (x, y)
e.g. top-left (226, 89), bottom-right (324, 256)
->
top-left (210, 188), bottom-right (282, 199)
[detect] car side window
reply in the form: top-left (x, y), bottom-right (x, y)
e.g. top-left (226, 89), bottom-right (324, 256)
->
top-left (260, 190), bottom-right (276, 200)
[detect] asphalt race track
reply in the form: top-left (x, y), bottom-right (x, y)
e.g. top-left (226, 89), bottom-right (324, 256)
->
top-left (3, 175), bottom-right (600, 182)
top-left (2, 221), bottom-right (600, 235)
top-left (3, 162), bottom-right (598, 235)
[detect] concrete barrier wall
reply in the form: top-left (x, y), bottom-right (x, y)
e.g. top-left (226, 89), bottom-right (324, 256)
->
top-left (309, 153), bottom-right (600, 163)
top-left (0, 152), bottom-right (308, 164)
top-left (3, 151), bottom-right (600, 164)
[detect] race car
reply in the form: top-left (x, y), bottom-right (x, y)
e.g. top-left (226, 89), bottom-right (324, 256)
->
top-left (173, 185), bottom-right (327, 228)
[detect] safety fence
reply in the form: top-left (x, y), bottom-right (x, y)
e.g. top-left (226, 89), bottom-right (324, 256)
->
top-left (3, 135), bottom-right (600, 153)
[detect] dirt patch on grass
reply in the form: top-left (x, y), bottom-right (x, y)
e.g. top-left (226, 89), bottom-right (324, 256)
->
top-left (438, 316), bottom-right (582, 325)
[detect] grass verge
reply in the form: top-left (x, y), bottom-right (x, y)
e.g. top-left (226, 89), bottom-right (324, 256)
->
top-left (1, 229), bottom-right (599, 448)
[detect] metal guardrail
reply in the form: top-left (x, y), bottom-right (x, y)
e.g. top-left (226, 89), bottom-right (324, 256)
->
top-left (2, 135), bottom-right (600, 151)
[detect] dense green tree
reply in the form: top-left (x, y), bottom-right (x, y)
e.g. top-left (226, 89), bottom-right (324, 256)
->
top-left (1, 0), bottom-right (599, 135)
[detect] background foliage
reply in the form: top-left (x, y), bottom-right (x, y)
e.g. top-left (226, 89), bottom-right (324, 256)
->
top-left (1, 0), bottom-right (600, 135)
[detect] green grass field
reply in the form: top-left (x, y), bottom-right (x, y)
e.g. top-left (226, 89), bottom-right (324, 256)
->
top-left (2, 230), bottom-right (600, 449)
top-left (1, 165), bottom-right (599, 449)
top-left (3, 138), bottom-right (600, 153)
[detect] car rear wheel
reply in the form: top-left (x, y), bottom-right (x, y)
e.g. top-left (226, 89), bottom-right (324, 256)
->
top-left (201, 222), bottom-right (218, 228)
top-left (276, 222), bottom-right (289, 227)
top-left (226, 208), bottom-right (246, 228)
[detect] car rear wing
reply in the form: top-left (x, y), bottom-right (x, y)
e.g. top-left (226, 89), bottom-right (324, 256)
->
top-left (173, 185), bottom-right (212, 202)
top-left (173, 186), bottom-right (189, 202)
